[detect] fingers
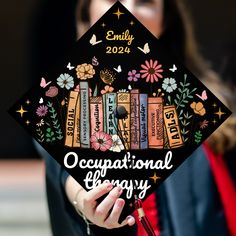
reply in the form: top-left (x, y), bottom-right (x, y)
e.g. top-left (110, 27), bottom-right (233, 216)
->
top-left (85, 182), bottom-right (113, 203)
top-left (126, 215), bottom-right (136, 226)
top-left (74, 183), bottom-right (136, 230)
top-left (95, 186), bottom-right (123, 221)
top-left (104, 198), bottom-right (125, 228)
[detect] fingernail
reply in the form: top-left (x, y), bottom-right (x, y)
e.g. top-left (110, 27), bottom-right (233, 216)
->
top-left (117, 199), bottom-right (124, 208)
top-left (117, 186), bottom-right (123, 194)
top-left (126, 215), bottom-right (135, 226)
top-left (106, 183), bottom-right (113, 190)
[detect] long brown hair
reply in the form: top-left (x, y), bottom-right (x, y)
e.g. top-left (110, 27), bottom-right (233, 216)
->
top-left (76, 0), bottom-right (236, 154)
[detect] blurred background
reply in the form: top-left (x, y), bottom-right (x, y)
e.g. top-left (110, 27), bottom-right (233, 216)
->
top-left (0, 0), bottom-right (236, 235)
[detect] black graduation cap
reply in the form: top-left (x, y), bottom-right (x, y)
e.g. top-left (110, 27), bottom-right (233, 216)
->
top-left (9, 1), bottom-right (231, 222)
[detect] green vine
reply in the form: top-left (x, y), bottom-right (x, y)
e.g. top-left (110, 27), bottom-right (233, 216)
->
top-left (194, 130), bottom-right (203, 145)
top-left (174, 74), bottom-right (197, 110)
top-left (179, 111), bottom-right (193, 142)
top-left (47, 102), bottom-right (63, 140)
top-left (36, 127), bottom-right (45, 143)
top-left (45, 127), bottom-right (56, 144)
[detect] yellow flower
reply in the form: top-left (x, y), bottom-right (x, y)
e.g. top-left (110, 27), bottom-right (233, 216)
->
top-left (190, 102), bottom-right (206, 116)
top-left (76, 63), bottom-right (95, 80)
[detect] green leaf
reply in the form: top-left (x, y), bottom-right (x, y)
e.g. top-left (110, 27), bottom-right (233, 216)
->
top-left (47, 102), bottom-right (53, 107)
top-left (176, 94), bottom-right (180, 100)
top-left (93, 85), bottom-right (98, 97)
top-left (47, 128), bottom-right (51, 132)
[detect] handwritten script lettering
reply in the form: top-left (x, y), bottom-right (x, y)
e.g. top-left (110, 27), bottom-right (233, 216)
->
top-left (106, 29), bottom-right (135, 46)
top-left (64, 151), bottom-right (173, 199)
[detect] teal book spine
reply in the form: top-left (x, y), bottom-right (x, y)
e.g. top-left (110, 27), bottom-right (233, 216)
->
top-left (103, 93), bottom-right (117, 135)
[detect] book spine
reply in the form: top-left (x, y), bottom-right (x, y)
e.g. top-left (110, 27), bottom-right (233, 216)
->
top-left (163, 105), bottom-right (184, 148)
top-left (139, 94), bottom-right (148, 149)
top-left (73, 93), bottom-right (80, 147)
top-left (117, 92), bottom-right (131, 150)
top-left (148, 97), bottom-right (164, 149)
top-left (80, 82), bottom-right (90, 148)
top-left (130, 90), bottom-right (140, 149)
top-left (65, 91), bottom-right (79, 147)
top-left (90, 97), bottom-right (103, 135)
top-left (103, 93), bottom-right (117, 135)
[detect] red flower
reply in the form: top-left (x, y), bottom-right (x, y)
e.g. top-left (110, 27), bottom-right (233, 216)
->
top-left (140, 59), bottom-right (163, 83)
top-left (90, 131), bottom-right (112, 152)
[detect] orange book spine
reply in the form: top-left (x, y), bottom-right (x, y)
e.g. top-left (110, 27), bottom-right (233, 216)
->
top-left (163, 105), bottom-right (184, 148)
top-left (65, 91), bottom-right (79, 147)
top-left (148, 97), bottom-right (164, 149)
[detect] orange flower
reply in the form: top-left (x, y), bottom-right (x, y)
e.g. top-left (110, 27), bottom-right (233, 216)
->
top-left (76, 63), bottom-right (95, 80)
top-left (101, 85), bottom-right (114, 94)
top-left (190, 102), bottom-right (206, 116)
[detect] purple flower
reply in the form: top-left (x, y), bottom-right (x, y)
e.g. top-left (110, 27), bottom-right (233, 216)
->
top-left (128, 70), bottom-right (140, 82)
top-left (36, 105), bottom-right (48, 117)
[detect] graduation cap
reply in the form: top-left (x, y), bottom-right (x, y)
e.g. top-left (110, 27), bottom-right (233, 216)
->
top-left (9, 1), bottom-right (231, 231)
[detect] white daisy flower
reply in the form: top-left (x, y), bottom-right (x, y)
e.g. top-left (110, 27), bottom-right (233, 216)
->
top-left (109, 134), bottom-right (125, 152)
top-left (162, 78), bottom-right (177, 93)
top-left (57, 73), bottom-right (74, 90)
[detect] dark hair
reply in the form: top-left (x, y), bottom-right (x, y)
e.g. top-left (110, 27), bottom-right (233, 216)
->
top-left (76, 0), bottom-right (236, 154)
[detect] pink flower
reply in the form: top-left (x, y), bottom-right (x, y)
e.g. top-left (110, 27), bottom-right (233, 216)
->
top-left (101, 85), bottom-right (114, 94)
top-left (45, 86), bottom-right (58, 97)
top-left (36, 105), bottom-right (48, 117)
top-left (128, 70), bottom-right (140, 82)
top-left (74, 85), bottom-right (92, 96)
top-left (140, 59), bottom-right (163, 83)
top-left (90, 131), bottom-right (112, 152)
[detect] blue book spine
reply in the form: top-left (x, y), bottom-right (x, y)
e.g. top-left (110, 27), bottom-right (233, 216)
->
top-left (80, 82), bottom-right (90, 148)
top-left (140, 94), bottom-right (148, 149)
top-left (103, 93), bottom-right (117, 135)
